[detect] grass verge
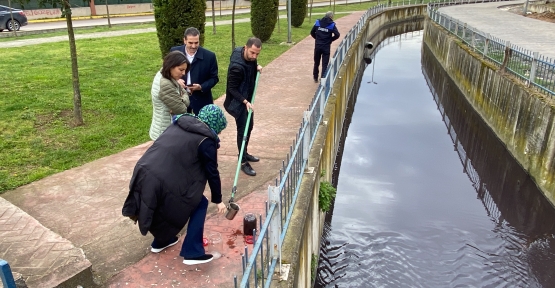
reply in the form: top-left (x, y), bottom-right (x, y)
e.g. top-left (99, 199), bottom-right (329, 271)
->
top-left (0, 5), bottom-right (374, 192)
top-left (0, 2), bottom-right (379, 42)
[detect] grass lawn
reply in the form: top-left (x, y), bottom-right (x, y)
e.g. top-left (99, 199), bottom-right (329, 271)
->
top-left (0, 3), bottom-right (379, 192)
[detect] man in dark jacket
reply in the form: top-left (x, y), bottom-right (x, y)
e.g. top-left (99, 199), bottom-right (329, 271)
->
top-left (122, 104), bottom-right (227, 265)
top-left (224, 37), bottom-right (263, 177)
top-left (310, 11), bottom-right (340, 83)
top-left (170, 27), bottom-right (219, 114)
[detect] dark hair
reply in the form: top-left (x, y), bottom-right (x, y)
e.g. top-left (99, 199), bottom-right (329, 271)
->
top-left (246, 37), bottom-right (262, 49)
top-left (184, 27), bottom-right (200, 39)
top-left (161, 51), bottom-right (190, 79)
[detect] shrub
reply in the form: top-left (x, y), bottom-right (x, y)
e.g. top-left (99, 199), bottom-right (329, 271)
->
top-left (251, 0), bottom-right (278, 42)
top-left (319, 181), bottom-right (336, 213)
top-left (291, 0), bottom-right (307, 27)
top-left (153, 0), bottom-right (206, 57)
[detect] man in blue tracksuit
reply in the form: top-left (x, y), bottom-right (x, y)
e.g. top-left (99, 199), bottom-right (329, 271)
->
top-left (310, 11), bottom-right (340, 83)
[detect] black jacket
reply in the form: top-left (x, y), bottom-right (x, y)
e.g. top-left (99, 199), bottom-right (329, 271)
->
top-left (122, 115), bottom-right (222, 243)
top-left (224, 47), bottom-right (258, 118)
top-left (310, 16), bottom-right (340, 48)
top-left (169, 46), bottom-right (219, 114)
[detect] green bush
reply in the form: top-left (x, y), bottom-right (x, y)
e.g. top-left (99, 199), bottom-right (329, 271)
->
top-left (319, 181), bottom-right (336, 212)
top-left (153, 0), bottom-right (206, 57)
top-left (291, 0), bottom-right (307, 27)
top-left (251, 0), bottom-right (278, 42)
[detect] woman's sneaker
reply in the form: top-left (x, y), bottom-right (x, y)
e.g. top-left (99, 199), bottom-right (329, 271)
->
top-left (150, 236), bottom-right (179, 253)
top-left (183, 254), bottom-right (214, 265)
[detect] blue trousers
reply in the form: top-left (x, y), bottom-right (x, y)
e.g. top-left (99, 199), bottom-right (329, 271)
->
top-left (179, 196), bottom-right (209, 258)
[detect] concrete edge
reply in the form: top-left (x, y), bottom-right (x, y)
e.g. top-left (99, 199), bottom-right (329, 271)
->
top-left (0, 197), bottom-right (95, 288)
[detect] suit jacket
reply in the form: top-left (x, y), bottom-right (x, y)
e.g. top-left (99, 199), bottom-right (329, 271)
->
top-left (170, 45), bottom-right (219, 114)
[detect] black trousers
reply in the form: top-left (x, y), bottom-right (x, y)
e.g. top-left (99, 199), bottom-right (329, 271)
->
top-left (313, 46), bottom-right (331, 79)
top-left (235, 109), bottom-right (254, 163)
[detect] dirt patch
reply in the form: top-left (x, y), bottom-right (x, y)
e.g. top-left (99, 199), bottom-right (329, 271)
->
top-left (506, 4), bottom-right (555, 23)
top-left (526, 11), bottom-right (555, 23)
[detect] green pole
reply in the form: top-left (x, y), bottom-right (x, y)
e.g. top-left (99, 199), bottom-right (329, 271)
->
top-left (229, 72), bottom-right (261, 203)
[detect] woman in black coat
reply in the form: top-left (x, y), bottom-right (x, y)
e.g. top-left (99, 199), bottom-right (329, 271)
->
top-left (123, 104), bottom-right (227, 265)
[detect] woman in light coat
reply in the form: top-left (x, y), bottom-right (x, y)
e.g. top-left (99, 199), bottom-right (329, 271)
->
top-left (149, 51), bottom-right (191, 141)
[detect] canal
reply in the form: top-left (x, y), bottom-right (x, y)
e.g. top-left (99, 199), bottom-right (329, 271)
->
top-left (314, 30), bottom-right (555, 287)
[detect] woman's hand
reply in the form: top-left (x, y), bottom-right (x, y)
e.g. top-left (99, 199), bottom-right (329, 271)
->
top-left (177, 79), bottom-right (186, 89)
top-left (216, 202), bottom-right (227, 213)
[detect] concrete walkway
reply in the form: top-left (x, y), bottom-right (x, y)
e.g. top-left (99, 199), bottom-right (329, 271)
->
top-left (3, 0), bottom-right (555, 286)
top-left (438, 0), bottom-right (555, 59)
top-left (0, 11), bottom-right (365, 287)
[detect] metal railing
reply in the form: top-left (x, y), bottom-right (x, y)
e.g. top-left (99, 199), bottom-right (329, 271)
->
top-left (232, 4), bottom-right (386, 287)
top-left (234, 0), bottom-right (552, 286)
top-left (428, 5), bottom-right (555, 97)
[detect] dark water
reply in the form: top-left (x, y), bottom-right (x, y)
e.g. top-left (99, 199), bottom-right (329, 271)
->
top-left (315, 31), bottom-right (555, 288)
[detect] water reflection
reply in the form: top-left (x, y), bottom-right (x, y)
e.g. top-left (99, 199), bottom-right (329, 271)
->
top-left (315, 30), bottom-right (555, 288)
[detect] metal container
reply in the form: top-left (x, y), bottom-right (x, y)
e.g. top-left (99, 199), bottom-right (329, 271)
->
top-left (225, 202), bottom-right (240, 220)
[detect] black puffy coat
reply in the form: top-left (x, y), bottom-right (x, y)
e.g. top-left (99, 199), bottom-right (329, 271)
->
top-left (122, 115), bottom-right (218, 243)
top-left (310, 16), bottom-right (340, 49)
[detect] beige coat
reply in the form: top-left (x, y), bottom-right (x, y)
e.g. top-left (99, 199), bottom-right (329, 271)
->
top-left (149, 71), bottom-right (190, 140)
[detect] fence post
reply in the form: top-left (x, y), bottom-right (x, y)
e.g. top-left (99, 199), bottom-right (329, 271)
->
top-left (470, 30), bottom-right (475, 49)
top-left (1, 259), bottom-right (17, 288)
top-left (500, 40), bottom-right (511, 72)
top-left (268, 186), bottom-right (281, 266)
top-left (483, 33), bottom-right (490, 57)
top-left (302, 111), bottom-right (311, 165)
top-left (462, 23), bottom-right (466, 39)
top-left (529, 51), bottom-right (539, 87)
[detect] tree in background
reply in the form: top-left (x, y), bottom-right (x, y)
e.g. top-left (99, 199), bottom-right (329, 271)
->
top-left (291, 0), bottom-right (307, 27)
top-left (17, 0), bottom-right (85, 125)
top-left (250, 0), bottom-right (278, 42)
top-left (211, 0), bottom-right (216, 34)
top-left (153, 0), bottom-right (206, 57)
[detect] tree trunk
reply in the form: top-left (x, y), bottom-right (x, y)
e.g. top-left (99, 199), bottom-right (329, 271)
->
top-left (64, 1), bottom-right (84, 126)
top-left (231, 0), bottom-right (236, 51)
top-left (211, 0), bottom-right (216, 34)
top-left (105, 0), bottom-right (112, 28)
top-left (8, 0), bottom-right (17, 37)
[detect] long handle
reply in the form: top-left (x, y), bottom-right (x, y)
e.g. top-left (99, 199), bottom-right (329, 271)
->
top-left (229, 72), bottom-right (261, 203)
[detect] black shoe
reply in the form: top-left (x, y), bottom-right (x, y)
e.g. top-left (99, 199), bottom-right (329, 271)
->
top-left (183, 254), bottom-right (214, 265)
top-left (245, 153), bottom-right (259, 162)
top-left (151, 236), bottom-right (179, 253)
top-left (241, 162), bottom-right (256, 176)
top-left (313, 77), bottom-right (318, 83)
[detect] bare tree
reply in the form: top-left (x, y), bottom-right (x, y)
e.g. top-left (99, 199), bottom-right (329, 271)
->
top-left (7, 0), bottom-right (18, 37)
top-left (231, 0), bottom-right (236, 50)
top-left (105, 0), bottom-right (112, 28)
top-left (62, 0), bottom-right (84, 125)
top-left (211, 0), bottom-right (216, 34)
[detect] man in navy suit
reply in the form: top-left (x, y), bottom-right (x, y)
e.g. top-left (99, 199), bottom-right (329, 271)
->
top-left (170, 27), bottom-right (219, 115)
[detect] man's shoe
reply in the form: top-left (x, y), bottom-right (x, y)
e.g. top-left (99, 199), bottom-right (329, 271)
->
top-left (151, 236), bottom-right (179, 253)
top-left (241, 162), bottom-right (256, 176)
top-left (183, 254), bottom-right (214, 265)
top-left (245, 153), bottom-right (259, 162)
top-left (313, 77), bottom-right (318, 83)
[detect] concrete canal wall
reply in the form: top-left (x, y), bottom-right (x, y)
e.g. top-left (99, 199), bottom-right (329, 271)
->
top-left (278, 5), bottom-right (555, 287)
top-left (275, 5), bottom-right (427, 287)
top-left (422, 18), bottom-right (555, 207)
